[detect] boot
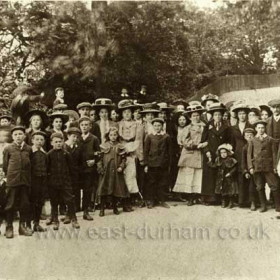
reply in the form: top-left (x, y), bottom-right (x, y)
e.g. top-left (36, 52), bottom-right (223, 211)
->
top-left (258, 190), bottom-right (267, 213)
top-left (112, 198), bottom-right (119, 215)
top-left (63, 215), bottom-right (71, 224)
top-left (272, 190), bottom-right (280, 212)
top-left (19, 222), bottom-right (33, 236)
top-left (221, 199), bottom-right (227, 208)
top-left (72, 219), bottom-right (80, 229)
top-left (33, 223), bottom-right (46, 232)
top-left (53, 221), bottom-right (59, 230)
top-left (187, 194), bottom-right (193, 206)
top-left (26, 221), bottom-right (33, 233)
top-left (83, 211), bottom-right (93, 221)
top-left (5, 225), bottom-right (14, 239)
top-left (46, 217), bottom-right (54, 226)
top-left (147, 200), bottom-right (154, 209)
top-left (123, 198), bottom-right (134, 212)
top-left (99, 197), bottom-right (105, 217)
top-left (250, 201), bottom-right (257, 211)
top-left (228, 197), bottom-right (234, 209)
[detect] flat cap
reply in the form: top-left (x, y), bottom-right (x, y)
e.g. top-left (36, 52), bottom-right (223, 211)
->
top-left (76, 102), bottom-right (92, 110)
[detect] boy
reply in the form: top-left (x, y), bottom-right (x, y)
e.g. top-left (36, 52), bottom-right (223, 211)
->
top-left (28, 131), bottom-right (48, 232)
top-left (79, 117), bottom-right (100, 220)
top-left (247, 120), bottom-right (280, 213)
top-left (3, 126), bottom-right (33, 238)
top-left (47, 133), bottom-right (80, 230)
top-left (241, 128), bottom-right (258, 211)
top-left (144, 118), bottom-right (172, 209)
top-left (64, 127), bottom-right (82, 213)
top-left (53, 87), bottom-right (65, 107)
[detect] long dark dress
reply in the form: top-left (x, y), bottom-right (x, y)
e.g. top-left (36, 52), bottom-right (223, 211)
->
top-left (201, 121), bottom-right (232, 202)
top-left (97, 142), bottom-right (129, 198)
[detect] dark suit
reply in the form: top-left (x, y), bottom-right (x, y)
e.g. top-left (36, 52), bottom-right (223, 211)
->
top-left (231, 122), bottom-right (254, 205)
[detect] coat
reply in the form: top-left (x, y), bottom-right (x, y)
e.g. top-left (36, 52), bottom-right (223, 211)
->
top-left (208, 156), bottom-right (238, 196)
top-left (97, 142), bottom-right (129, 198)
top-left (3, 142), bottom-right (32, 187)
top-left (230, 122), bottom-right (254, 172)
top-left (177, 122), bottom-right (206, 169)
top-left (201, 120), bottom-right (232, 197)
top-left (247, 135), bottom-right (278, 173)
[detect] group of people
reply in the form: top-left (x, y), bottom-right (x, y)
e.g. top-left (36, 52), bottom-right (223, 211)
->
top-left (0, 87), bottom-right (280, 239)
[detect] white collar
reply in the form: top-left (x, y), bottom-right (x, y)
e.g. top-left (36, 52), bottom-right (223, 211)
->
top-left (32, 146), bottom-right (46, 153)
top-left (153, 131), bottom-right (165, 136)
top-left (256, 133), bottom-right (268, 139)
top-left (82, 133), bottom-right (90, 140)
top-left (14, 142), bottom-right (25, 149)
top-left (274, 115), bottom-right (280, 121)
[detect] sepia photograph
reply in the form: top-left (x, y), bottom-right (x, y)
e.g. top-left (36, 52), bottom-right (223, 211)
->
top-left (0, 0), bottom-right (280, 279)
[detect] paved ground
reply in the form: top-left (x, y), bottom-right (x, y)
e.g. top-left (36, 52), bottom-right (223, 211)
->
top-left (1, 201), bottom-right (280, 280)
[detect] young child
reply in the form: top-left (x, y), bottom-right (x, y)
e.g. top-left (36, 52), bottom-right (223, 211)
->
top-left (79, 116), bottom-right (100, 220)
top-left (208, 144), bottom-right (238, 208)
top-left (248, 120), bottom-right (280, 213)
top-left (3, 126), bottom-right (33, 238)
top-left (241, 128), bottom-right (258, 211)
top-left (53, 87), bottom-right (65, 107)
top-left (64, 127), bottom-right (82, 213)
top-left (144, 118), bottom-right (172, 209)
top-left (28, 131), bottom-right (48, 232)
top-left (47, 133), bottom-right (80, 230)
top-left (97, 127), bottom-right (129, 217)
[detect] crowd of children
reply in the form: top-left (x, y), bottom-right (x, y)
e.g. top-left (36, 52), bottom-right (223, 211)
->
top-left (1, 88), bottom-right (280, 239)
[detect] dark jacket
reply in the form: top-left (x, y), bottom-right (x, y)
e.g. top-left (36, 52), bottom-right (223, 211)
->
top-left (247, 135), bottom-right (278, 173)
top-left (266, 116), bottom-right (280, 140)
top-left (3, 142), bottom-right (32, 187)
top-left (79, 133), bottom-right (100, 173)
top-left (144, 133), bottom-right (172, 168)
top-left (230, 122), bottom-right (254, 172)
top-left (47, 149), bottom-right (73, 189)
top-left (31, 148), bottom-right (48, 177)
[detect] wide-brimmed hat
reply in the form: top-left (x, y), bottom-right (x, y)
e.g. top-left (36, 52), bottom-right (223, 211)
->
top-left (140, 103), bottom-right (160, 114)
top-left (207, 103), bottom-right (227, 114)
top-left (217, 143), bottom-right (234, 155)
top-left (49, 112), bottom-right (69, 123)
top-left (172, 99), bottom-right (189, 110)
top-left (185, 104), bottom-right (205, 117)
top-left (76, 102), bottom-right (92, 110)
top-left (268, 99), bottom-right (280, 108)
top-left (253, 120), bottom-right (267, 127)
top-left (201, 93), bottom-right (219, 106)
top-left (53, 104), bottom-right (68, 111)
top-left (92, 98), bottom-right (114, 110)
top-left (259, 105), bottom-right (272, 117)
top-left (157, 102), bottom-right (174, 112)
top-left (0, 114), bottom-right (13, 121)
top-left (24, 109), bottom-right (48, 127)
top-left (65, 110), bottom-right (79, 121)
top-left (118, 99), bottom-right (141, 112)
top-left (249, 106), bottom-right (261, 116)
top-left (231, 104), bottom-right (250, 114)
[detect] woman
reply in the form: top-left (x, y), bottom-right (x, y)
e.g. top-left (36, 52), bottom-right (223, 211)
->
top-left (93, 98), bottom-right (118, 144)
top-left (248, 106), bottom-right (261, 125)
top-left (260, 105), bottom-right (272, 121)
top-left (173, 104), bottom-right (207, 205)
top-left (48, 112), bottom-right (69, 140)
top-left (201, 102), bottom-right (232, 205)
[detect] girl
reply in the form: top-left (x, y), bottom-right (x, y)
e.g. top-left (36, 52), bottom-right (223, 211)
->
top-left (173, 104), bottom-right (207, 205)
top-left (260, 105), bottom-right (272, 121)
top-left (248, 106), bottom-right (261, 125)
top-left (97, 127), bottom-right (130, 217)
top-left (24, 109), bottom-right (49, 148)
top-left (208, 144), bottom-right (238, 208)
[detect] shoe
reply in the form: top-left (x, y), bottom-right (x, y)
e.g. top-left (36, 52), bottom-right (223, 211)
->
top-left (123, 206), bottom-right (132, 212)
top-left (83, 212), bottom-right (93, 221)
top-left (99, 210), bottom-right (105, 217)
top-left (221, 200), bottom-right (226, 208)
top-left (187, 200), bottom-right (193, 206)
top-left (72, 220), bottom-right (80, 229)
top-left (258, 191), bottom-right (267, 213)
top-left (5, 225), bottom-right (14, 239)
top-left (159, 202), bottom-right (170, 209)
top-left (33, 224), bottom-right (46, 232)
top-left (228, 199), bottom-right (234, 209)
top-left (250, 201), bottom-right (257, 211)
top-left (272, 191), bottom-right (280, 212)
top-left (46, 217), bottom-right (53, 226)
top-left (113, 208), bottom-right (120, 215)
top-left (53, 221), bottom-right (59, 230)
top-left (63, 215), bottom-right (71, 224)
top-left (19, 223), bottom-right (33, 236)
